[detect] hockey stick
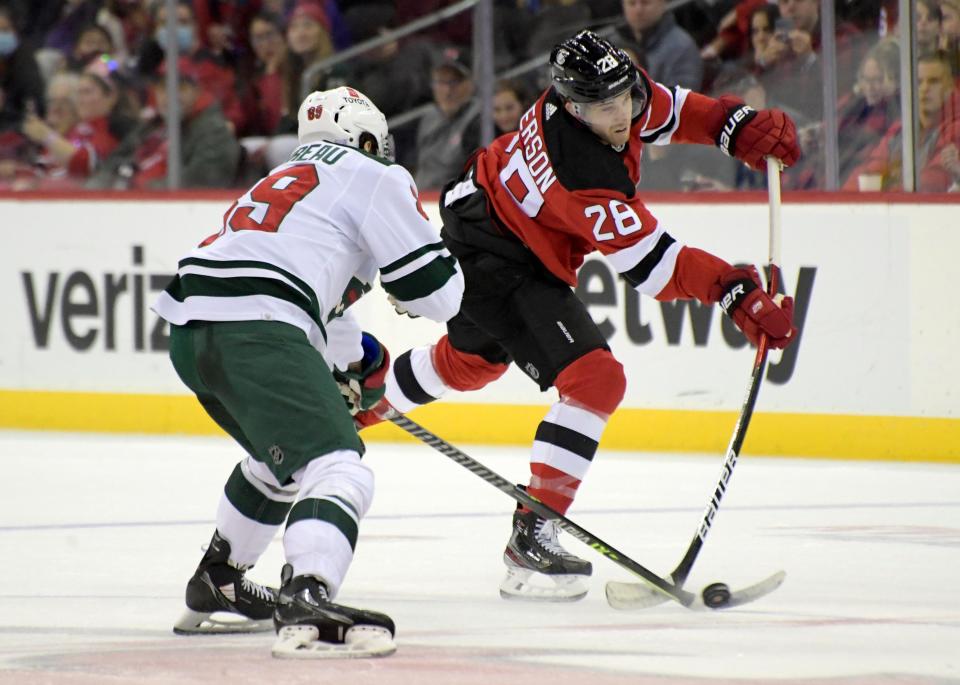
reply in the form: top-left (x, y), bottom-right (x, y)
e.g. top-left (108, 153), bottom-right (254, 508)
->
top-left (383, 409), bottom-right (698, 607)
top-left (606, 157), bottom-right (787, 610)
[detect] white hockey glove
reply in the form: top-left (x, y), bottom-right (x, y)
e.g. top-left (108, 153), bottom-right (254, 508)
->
top-left (333, 333), bottom-right (390, 415)
top-left (387, 294), bottom-right (420, 319)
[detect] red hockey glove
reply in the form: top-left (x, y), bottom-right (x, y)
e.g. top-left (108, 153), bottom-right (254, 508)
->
top-left (716, 95), bottom-right (800, 170)
top-left (710, 266), bottom-right (797, 349)
top-left (334, 332), bottom-right (390, 415)
top-left (353, 397), bottom-right (397, 431)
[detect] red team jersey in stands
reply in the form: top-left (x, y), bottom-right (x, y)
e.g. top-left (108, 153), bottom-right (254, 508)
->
top-left (473, 71), bottom-right (732, 304)
top-left (67, 116), bottom-right (120, 178)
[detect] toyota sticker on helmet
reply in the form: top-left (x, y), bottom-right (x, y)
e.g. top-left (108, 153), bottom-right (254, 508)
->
top-left (344, 87), bottom-right (367, 106)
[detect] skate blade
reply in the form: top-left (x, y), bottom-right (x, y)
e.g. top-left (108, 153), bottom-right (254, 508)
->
top-left (272, 624), bottom-right (397, 659)
top-left (499, 566), bottom-right (588, 602)
top-left (173, 608), bottom-right (274, 635)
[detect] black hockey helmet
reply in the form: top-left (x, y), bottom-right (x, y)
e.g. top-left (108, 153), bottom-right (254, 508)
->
top-left (550, 30), bottom-right (641, 104)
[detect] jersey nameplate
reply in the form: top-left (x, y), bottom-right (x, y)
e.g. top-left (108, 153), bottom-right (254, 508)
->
top-left (289, 143), bottom-right (349, 165)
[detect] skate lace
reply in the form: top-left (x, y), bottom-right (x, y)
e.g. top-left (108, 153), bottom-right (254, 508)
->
top-left (534, 519), bottom-right (568, 557)
top-left (240, 575), bottom-right (275, 603)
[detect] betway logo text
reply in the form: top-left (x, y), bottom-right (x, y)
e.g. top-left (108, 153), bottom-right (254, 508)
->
top-left (574, 260), bottom-right (815, 384)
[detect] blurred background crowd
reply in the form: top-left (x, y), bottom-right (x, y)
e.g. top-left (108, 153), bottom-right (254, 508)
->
top-left (0, 0), bottom-right (957, 192)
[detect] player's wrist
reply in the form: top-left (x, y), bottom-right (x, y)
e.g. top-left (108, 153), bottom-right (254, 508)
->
top-left (715, 98), bottom-right (757, 159)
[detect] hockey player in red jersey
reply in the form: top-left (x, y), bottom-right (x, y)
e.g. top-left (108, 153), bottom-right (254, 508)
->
top-left (361, 29), bottom-right (800, 601)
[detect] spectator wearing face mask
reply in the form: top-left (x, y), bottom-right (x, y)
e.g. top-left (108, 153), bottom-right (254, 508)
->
top-left (137, 0), bottom-right (246, 134)
top-left (99, 0), bottom-right (150, 57)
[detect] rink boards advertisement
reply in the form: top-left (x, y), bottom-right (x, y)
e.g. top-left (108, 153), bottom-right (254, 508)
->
top-left (1, 193), bottom-right (957, 461)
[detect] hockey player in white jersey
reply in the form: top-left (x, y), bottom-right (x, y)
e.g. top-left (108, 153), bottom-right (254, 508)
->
top-left (153, 86), bottom-right (463, 658)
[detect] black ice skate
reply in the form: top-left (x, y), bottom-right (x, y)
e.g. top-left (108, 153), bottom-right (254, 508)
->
top-left (500, 508), bottom-right (593, 602)
top-left (172, 530), bottom-right (277, 634)
top-left (271, 564), bottom-right (396, 659)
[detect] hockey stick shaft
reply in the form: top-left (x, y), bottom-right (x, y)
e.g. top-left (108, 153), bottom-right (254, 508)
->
top-left (767, 157), bottom-right (783, 267)
top-left (668, 157), bottom-right (783, 586)
top-left (385, 410), bottom-right (697, 606)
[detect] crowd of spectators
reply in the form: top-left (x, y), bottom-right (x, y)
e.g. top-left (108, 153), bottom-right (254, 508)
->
top-left (612, 0), bottom-right (959, 191)
top-left (0, 0), bottom-right (957, 192)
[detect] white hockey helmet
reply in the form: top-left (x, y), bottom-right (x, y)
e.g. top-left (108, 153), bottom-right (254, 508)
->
top-left (297, 86), bottom-right (391, 158)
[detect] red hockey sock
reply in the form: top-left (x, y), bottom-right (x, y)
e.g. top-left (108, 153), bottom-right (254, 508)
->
top-left (527, 463), bottom-right (581, 514)
top-left (432, 335), bottom-right (509, 391)
top-left (525, 350), bottom-right (625, 515)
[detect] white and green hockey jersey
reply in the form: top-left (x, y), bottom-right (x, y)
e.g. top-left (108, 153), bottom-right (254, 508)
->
top-left (152, 141), bottom-right (464, 367)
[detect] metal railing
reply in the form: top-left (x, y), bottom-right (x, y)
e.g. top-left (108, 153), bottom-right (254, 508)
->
top-left (387, 17), bottom-right (627, 131)
top-left (153, 0), bottom-right (923, 192)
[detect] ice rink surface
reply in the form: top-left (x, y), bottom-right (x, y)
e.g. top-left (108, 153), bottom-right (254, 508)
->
top-left (0, 430), bottom-right (957, 685)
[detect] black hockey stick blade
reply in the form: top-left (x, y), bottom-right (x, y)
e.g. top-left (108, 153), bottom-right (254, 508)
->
top-left (603, 314), bottom-right (776, 611)
top-left (606, 570), bottom-right (786, 611)
top-left (385, 410), bottom-right (697, 607)
top-left (604, 158), bottom-right (788, 611)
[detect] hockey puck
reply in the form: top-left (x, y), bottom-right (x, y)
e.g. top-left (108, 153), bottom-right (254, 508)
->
top-left (701, 582), bottom-right (732, 609)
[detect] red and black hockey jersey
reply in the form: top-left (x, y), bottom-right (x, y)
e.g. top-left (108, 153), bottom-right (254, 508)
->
top-left (473, 71), bottom-right (733, 304)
